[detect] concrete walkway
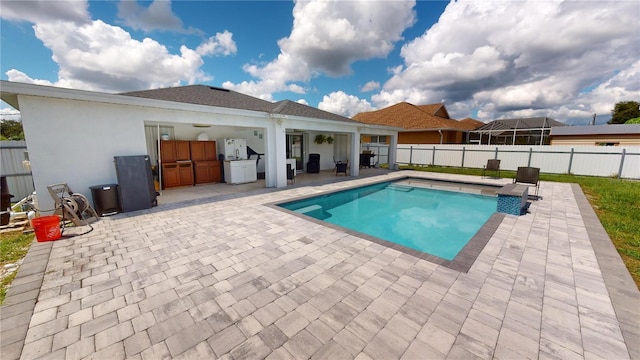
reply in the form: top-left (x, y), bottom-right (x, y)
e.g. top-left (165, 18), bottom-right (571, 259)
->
top-left (2, 171), bottom-right (638, 359)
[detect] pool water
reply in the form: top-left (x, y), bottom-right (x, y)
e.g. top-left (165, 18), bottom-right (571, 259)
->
top-left (279, 181), bottom-right (497, 260)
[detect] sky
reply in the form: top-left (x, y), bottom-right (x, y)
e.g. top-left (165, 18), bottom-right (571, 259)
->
top-left (1, 0), bottom-right (639, 125)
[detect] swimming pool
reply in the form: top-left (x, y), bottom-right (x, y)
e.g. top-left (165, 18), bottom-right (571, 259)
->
top-left (279, 180), bottom-right (497, 261)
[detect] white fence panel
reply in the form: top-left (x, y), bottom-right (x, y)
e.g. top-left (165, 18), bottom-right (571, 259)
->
top-left (1, 140), bottom-right (35, 201)
top-left (395, 144), bottom-right (640, 179)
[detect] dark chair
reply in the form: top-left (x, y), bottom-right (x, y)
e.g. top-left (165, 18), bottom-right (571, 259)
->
top-left (514, 166), bottom-right (540, 199)
top-left (287, 164), bottom-right (295, 184)
top-left (307, 153), bottom-right (320, 173)
top-left (334, 157), bottom-right (348, 176)
top-left (483, 159), bottom-right (501, 178)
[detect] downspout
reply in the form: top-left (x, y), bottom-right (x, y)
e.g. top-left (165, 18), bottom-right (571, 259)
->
top-left (438, 129), bottom-right (443, 144)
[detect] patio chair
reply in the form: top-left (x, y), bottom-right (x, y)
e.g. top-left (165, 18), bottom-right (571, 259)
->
top-left (483, 159), bottom-right (501, 178)
top-left (514, 166), bottom-right (540, 199)
top-left (287, 164), bottom-right (295, 184)
top-left (334, 157), bottom-right (348, 176)
top-left (307, 153), bottom-right (320, 173)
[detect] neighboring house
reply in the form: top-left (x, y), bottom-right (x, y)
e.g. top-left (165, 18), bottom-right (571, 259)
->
top-left (353, 102), bottom-right (483, 144)
top-left (468, 117), bottom-right (565, 145)
top-left (550, 124), bottom-right (640, 146)
top-left (0, 81), bottom-right (398, 212)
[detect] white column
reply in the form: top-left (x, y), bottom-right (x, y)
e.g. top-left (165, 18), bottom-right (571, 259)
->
top-left (388, 134), bottom-right (398, 168)
top-left (264, 116), bottom-right (288, 187)
top-left (350, 129), bottom-right (360, 176)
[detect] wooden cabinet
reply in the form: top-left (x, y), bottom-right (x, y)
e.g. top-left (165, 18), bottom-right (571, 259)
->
top-left (175, 141), bottom-right (191, 161)
top-left (162, 161), bottom-right (194, 188)
top-left (160, 140), bottom-right (177, 163)
top-left (161, 163), bottom-right (180, 188)
top-left (178, 162), bottom-right (194, 186)
top-left (194, 160), bottom-right (221, 184)
top-left (161, 140), bottom-right (221, 188)
top-left (160, 140), bottom-right (191, 162)
top-left (190, 141), bottom-right (217, 161)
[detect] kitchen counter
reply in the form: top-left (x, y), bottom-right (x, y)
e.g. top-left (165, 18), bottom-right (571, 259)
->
top-left (223, 160), bottom-right (257, 184)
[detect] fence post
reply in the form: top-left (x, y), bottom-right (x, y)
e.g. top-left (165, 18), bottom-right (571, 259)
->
top-left (432, 146), bottom-right (436, 166)
top-left (618, 148), bottom-right (626, 179)
top-left (409, 146), bottom-right (413, 166)
top-left (461, 146), bottom-right (466, 168)
top-left (568, 148), bottom-right (574, 174)
top-left (528, 147), bottom-right (533, 167)
top-left (494, 147), bottom-right (498, 160)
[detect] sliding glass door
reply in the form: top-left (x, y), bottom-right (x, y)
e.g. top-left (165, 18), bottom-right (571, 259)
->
top-left (286, 133), bottom-right (304, 171)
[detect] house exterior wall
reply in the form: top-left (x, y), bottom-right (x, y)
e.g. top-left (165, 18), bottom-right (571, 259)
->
top-left (551, 134), bottom-right (640, 146)
top-left (19, 95), bottom-right (148, 213)
top-left (398, 130), bottom-right (463, 144)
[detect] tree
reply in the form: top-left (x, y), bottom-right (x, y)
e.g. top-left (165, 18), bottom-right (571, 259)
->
top-left (626, 117), bottom-right (640, 124)
top-left (608, 101), bottom-right (640, 124)
top-left (0, 119), bottom-right (25, 140)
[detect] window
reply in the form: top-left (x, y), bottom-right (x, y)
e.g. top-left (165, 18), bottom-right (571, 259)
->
top-left (369, 135), bottom-right (388, 144)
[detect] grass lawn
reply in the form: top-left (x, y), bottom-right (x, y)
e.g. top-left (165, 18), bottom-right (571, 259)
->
top-left (0, 231), bottom-right (35, 303)
top-left (402, 165), bottom-right (640, 289)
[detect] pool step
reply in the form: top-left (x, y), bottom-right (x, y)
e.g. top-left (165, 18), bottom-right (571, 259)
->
top-left (386, 184), bottom-right (414, 192)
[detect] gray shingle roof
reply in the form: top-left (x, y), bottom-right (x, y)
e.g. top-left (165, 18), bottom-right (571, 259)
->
top-left (120, 85), bottom-right (357, 123)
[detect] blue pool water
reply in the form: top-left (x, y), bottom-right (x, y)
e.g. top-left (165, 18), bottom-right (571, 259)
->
top-left (279, 181), bottom-right (497, 260)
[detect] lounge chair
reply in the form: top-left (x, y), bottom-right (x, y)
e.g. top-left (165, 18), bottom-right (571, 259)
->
top-left (483, 159), bottom-right (501, 178)
top-left (514, 166), bottom-right (540, 199)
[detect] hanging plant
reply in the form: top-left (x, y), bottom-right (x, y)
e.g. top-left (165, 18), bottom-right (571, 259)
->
top-left (314, 134), bottom-right (327, 144)
top-left (326, 136), bottom-right (334, 144)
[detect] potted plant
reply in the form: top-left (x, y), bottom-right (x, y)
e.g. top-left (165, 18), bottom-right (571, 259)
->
top-left (326, 136), bottom-right (334, 144)
top-left (314, 134), bottom-right (327, 144)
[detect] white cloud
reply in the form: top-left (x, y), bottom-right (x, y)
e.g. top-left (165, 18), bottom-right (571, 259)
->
top-left (0, 107), bottom-right (21, 120)
top-left (224, 0), bottom-right (416, 102)
top-left (0, 0), bottom-right (90, 25)
top-left (116, 0), bottom-right (193, 33)
top-left (195, 30), bottom-right (237, 57)
top-left (7, 20), bottom-right (211, 92)
top-left (318, 91), bottom-right (374, 118)
top-left (2, 0), bottom-right (238, 93)
top-left (374, 0), bottom-right (640, 122)
top-left (360, 81), bottom-right (380, 92)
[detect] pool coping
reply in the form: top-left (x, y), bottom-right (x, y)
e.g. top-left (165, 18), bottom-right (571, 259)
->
top-left (267, 176), bottom-right (507, 273)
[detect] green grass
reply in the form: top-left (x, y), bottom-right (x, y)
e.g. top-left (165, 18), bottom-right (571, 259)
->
top-left (402, 165), bottom-right (640, 289)
top-left (0, 232), bottom-right (35, 304)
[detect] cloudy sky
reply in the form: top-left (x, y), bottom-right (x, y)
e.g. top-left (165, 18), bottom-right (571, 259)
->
top-left (1, 0), bottom-right (638, 124)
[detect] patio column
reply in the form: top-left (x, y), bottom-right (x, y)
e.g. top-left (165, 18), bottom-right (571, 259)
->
top-left (350, 129), bottom-right (360, 176)
top-left (388, 134), bottom-right (398, 168)
top-left (265, 115), bottom-right (288, 187)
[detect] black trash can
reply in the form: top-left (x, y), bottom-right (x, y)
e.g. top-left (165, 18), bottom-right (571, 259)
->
top-left (90, 184), bottom-right (121, 216)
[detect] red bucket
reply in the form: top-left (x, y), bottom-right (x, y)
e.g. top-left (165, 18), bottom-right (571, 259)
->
top-left (31, 216), bottom-right (62, 242)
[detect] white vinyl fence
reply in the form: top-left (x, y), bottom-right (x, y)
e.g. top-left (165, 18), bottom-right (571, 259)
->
top-left (397, 144), bottom-right (640, 179)
top-left (1, 140), bottom-right (35, 202)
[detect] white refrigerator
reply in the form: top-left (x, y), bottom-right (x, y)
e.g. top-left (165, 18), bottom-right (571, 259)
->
top-left (219, 138), bottom-right (247, 160)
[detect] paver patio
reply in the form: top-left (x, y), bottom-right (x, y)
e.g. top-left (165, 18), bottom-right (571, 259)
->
top-left (1, 170), bottom-right (638, 359)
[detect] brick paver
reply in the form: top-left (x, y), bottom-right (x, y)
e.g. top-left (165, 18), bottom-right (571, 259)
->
top-left (1, 171), bottom-right (638, 359)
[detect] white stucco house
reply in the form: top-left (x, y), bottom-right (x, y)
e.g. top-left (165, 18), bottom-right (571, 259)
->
top-left (0, 81), bottom-right (399, 212)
